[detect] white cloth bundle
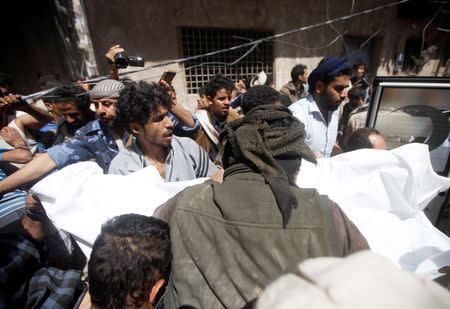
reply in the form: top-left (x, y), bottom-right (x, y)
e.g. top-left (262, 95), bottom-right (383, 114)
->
top-left (298, 143), bottom-right (450, 278)
top-left (32, 143), bottom-right (450, 278)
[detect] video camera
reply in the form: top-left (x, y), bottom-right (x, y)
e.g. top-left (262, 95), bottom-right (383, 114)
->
top-left (114, 53), bottom-right (145, 69)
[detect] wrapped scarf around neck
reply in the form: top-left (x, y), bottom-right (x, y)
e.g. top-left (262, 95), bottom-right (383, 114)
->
top-left (220, 104), bottom-right (317, 226)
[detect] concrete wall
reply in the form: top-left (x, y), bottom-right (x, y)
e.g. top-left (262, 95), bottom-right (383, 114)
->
top-left (83, 0), bottom-right (448, 110)
top-left (1, 1), bottom-right (76, 92)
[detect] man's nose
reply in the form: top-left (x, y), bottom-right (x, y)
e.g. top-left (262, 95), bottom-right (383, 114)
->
top-left (97, 103), bottom-right (105, 114)
top-left (165, 116), bottom-right (174, 128)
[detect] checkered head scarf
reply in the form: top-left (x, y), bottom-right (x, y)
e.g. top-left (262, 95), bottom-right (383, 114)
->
top-left (89, 79), bottom-right (125, 99)
top-left (220, 104), bottom-right (317, 227)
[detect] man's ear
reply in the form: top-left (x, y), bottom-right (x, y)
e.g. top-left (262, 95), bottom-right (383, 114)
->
top-left (44, 102), bottom-right (53, 110)
top-left (149, 279), bottom-right (165, 305)
top-left (315, 80), bottom-right (324, 94)
top-left (206, 96), bottom-right (214, 105)
top-left (129, 122), bottom-right (141, 135)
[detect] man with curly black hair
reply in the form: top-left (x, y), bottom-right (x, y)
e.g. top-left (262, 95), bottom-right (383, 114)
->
top-left (109, 82), bottom-right (217, 181)
top-left (88, 214), bottom-right (171, 309)
top-left (194, 74), bottom-right (240, 162)
top-left (241, 85), bottom-right (282, 115)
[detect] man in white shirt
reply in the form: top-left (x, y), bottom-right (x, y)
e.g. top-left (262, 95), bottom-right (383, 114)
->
top-left (289, 57), bottom-right (351, 158)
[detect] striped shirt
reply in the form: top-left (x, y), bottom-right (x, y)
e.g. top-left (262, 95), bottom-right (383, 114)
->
top-left (0, 163), bottom-right (26, 220)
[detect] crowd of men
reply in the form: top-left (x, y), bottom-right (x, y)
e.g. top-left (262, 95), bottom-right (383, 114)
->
top-left (2, 44), bottom-right (447, 309)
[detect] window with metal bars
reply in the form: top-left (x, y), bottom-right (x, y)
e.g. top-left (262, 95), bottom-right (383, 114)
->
top-left (181, 27), bottom-right (273, 94)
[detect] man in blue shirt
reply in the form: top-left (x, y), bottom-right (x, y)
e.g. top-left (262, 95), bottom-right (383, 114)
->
top-left (289, 57), bottom-right (352, 158)
top-left (0, 79), bottom-right (128, 196)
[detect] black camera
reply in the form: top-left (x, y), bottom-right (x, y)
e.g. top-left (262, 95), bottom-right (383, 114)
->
top-left (114, 53), bottom-right (145, 69)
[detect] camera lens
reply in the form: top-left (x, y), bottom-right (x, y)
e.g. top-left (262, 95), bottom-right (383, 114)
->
top-left (114, 53), bottom-right (129, 69)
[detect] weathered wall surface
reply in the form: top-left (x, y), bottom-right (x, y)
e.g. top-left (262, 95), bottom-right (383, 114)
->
top-left (84, 0), bottom-right (447, 110)
top-left (1, 1), bottom-right (76, 92)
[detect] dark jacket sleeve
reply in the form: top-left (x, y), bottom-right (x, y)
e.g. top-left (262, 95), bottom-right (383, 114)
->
top-left (329, 200), bottom-right (370, 256)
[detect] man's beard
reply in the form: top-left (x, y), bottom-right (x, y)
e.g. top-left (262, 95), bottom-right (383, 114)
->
top-left (111, 117), bottom-right (121, 129)
top-left (318, 92), bottom-right (342, 112)
top-left (66, 121), bottom-right (84, 134)
top-left (100, 116), bottom-right (120, 129)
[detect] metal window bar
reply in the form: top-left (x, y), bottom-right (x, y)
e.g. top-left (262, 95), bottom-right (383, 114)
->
top-left (181, 27), bottom-right (273, 94)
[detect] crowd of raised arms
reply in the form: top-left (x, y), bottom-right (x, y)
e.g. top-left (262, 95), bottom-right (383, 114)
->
top-left (0, 44), bottom-right (448, 309)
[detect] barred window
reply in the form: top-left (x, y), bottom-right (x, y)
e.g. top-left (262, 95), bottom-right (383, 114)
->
top-left (181, 27), bottom-right (273, 94)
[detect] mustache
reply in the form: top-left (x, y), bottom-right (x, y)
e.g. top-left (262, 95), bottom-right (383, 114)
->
top-left (163, 128), bottom-right (173, 137)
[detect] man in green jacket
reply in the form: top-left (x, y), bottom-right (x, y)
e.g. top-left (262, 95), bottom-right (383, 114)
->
top-left (158, 104), bottom-right (369, 309)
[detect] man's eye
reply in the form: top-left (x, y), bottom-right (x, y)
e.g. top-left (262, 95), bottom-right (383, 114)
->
top-left (153, 115), bottom-right (164, 122)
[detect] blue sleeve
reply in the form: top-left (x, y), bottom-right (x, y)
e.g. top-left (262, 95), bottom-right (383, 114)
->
top-left (231, 94), bottom-right (242, 109)
top-left (46, 128), bottom-right (95, 169)
top-left (0, 148), bottom-right (7, 161)
top-left (169, 111), bottom-right (200, 137)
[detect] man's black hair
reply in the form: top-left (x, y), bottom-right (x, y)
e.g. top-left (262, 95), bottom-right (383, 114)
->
top-left (265, 74), bottom-right (274, 86)
top-left (348, 86), bottom-right (365, 100)
top-left (38, 73), bottom-right (59, 88)
top-left (279, 94), bottom-right (292, 107)
top-left (0, 73), bottom-right (14, 89)
top-left (241, 85), bottom-right (281, 114)
top-left (45, 83), bottom-right (90, 111)
top-left (345, 127), bottom-right (381, 152)
top-left (291, 64), bottom-right (307, 83)
top-left (204, 74), bottom-right (234, 99)
top-left (116, 81), bottom-right (172, 131)
top-left (243, 76), bottom-right (253, 90)
top-left (88, 214), bottom-right (171, 309)
top-left (198, 86), bottom-right (206, 97)
top-left (352, 61), bottom-right (368, 73)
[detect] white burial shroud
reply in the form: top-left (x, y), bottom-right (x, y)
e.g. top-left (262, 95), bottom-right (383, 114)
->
top-left (31, 143), bottom-right (450, 279)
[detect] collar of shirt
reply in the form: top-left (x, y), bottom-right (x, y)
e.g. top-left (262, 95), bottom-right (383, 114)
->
top-left (208, 110), bottom-right (228, 133)
top-left (84, 119), bottom-right (131, 146)
top-left (305, 94), bottom-right (338, 125)
top-left (83, 119), bottom-right (103, 135)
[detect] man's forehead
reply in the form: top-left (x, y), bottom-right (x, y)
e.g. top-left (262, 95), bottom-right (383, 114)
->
top-left (55, 101), bottom-right (78, 109)
top-left (214, 88), bottom-right (231, 97)
top-left (330, 74), bottom-right (350, 85)
top-left (91, 98), bottom-right (117, 103)
top-left (154, 106), bottom-right (169, 114)
top-left (54, 101), bottom-right (76, 105)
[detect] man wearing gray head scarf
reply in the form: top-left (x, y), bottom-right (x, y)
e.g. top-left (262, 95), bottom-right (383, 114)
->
top-left (159, 105), bottom-right (369, 309)
top-left (289, 57), bottom-right (352, 158)
top-left (0, 79), bottom-right (132, 196)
